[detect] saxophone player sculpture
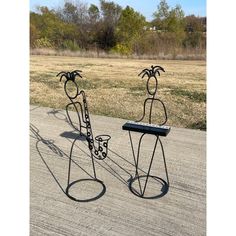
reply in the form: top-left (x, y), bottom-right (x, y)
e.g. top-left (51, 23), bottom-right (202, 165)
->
top-left (57, 70), bottom-right (110, 202)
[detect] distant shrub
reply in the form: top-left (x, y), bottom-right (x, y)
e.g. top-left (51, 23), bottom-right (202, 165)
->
top-left (183, 32), bottom-right (205, 48)
top-left (111, 43), bottom-right (132, 55)
top-left (60, 40), bottom-right (80, 51)
top-left (30, 23), bottom-right (39, 48)
top-left (34, 37), bottom-right (54, 48)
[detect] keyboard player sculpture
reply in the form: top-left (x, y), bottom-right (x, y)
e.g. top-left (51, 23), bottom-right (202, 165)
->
top-left (122, 65), bottom-right (170, 199)
top-left (57, 70), bottom-right (110, 202)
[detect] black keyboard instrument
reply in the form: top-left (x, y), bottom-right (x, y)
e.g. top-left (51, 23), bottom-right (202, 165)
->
top-left (122, 121), bottom-right (171, 136)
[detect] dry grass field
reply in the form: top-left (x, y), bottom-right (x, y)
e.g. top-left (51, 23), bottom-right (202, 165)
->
top-left (30, 55), bottom-right (206, 130)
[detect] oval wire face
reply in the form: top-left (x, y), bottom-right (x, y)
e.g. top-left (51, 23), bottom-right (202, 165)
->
top-left (147, 77), bottom-right (158, 96)
top-left (65, 80), bottom-right (79, 99)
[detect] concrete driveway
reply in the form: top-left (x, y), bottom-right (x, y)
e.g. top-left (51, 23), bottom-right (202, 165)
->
top-left (30, 105), bottom-right (206, 236)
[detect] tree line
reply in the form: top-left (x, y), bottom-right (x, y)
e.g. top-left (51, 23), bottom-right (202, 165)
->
top-left (30, 0), bottom-right (206, 56)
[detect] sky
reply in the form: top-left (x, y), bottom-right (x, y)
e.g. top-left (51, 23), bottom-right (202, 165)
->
top-left (30, 0), bottom-right (206, 21)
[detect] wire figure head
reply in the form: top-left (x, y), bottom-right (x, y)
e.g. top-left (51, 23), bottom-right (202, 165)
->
top-left (57, 70), bottom-right (82, 82)
top-left (57, 70), bottom-right (83, 100)
top-left (138, 65), bottom-right (165, 97)
top-left (138, 65), bottom-right (165, 79)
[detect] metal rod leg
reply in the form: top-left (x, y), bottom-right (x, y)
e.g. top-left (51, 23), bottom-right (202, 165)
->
top-left (128, 131), bottom-right (144, 195)
top-left (90, 152), bottom-right (97, 179)
top-left (67, 137), bottom-right (77, 187)
top-left (159, 139), bottom-right (169, 185)
top-left (141, 135), bottom-right (159, 197)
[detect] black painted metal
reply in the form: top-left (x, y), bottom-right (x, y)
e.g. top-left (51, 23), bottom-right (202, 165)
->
top-left (124, 65), bottom-right (170, 199)
top-left (137, 65), bottom-right (167, 125)
top-left (122, 121), bottom-right (170, 136)
top-left (57, 70), bottom-right (110, 201)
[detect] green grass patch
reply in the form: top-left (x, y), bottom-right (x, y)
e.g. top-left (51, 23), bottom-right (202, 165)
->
top-left (170, 88), bottom-right (206, 102)
top-left (129, 85), bottom-right (145, 92)
top-left (31, 73), bottom-right (61, 89)
top-left (187, 120), bottom-right (206, 130)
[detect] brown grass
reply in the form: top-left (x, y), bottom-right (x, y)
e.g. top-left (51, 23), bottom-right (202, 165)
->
top-left (30, 55), bottom-right (206, 130)
top-left (30, 48), bottom-right (206, 61)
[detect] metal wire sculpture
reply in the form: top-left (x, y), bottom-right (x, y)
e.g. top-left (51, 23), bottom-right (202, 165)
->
top-left (57, 70), bottom-right (110, 201)
top-left (123, 65), bottom-right (170, 199)
top-left (137, 65), bottom-right (167, 125)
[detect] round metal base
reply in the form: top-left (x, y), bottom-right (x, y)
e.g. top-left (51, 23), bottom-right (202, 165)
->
top-left (66, 178), bottom-right (106, 202)
top-left (128, 175), bottom-right (169, 199)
